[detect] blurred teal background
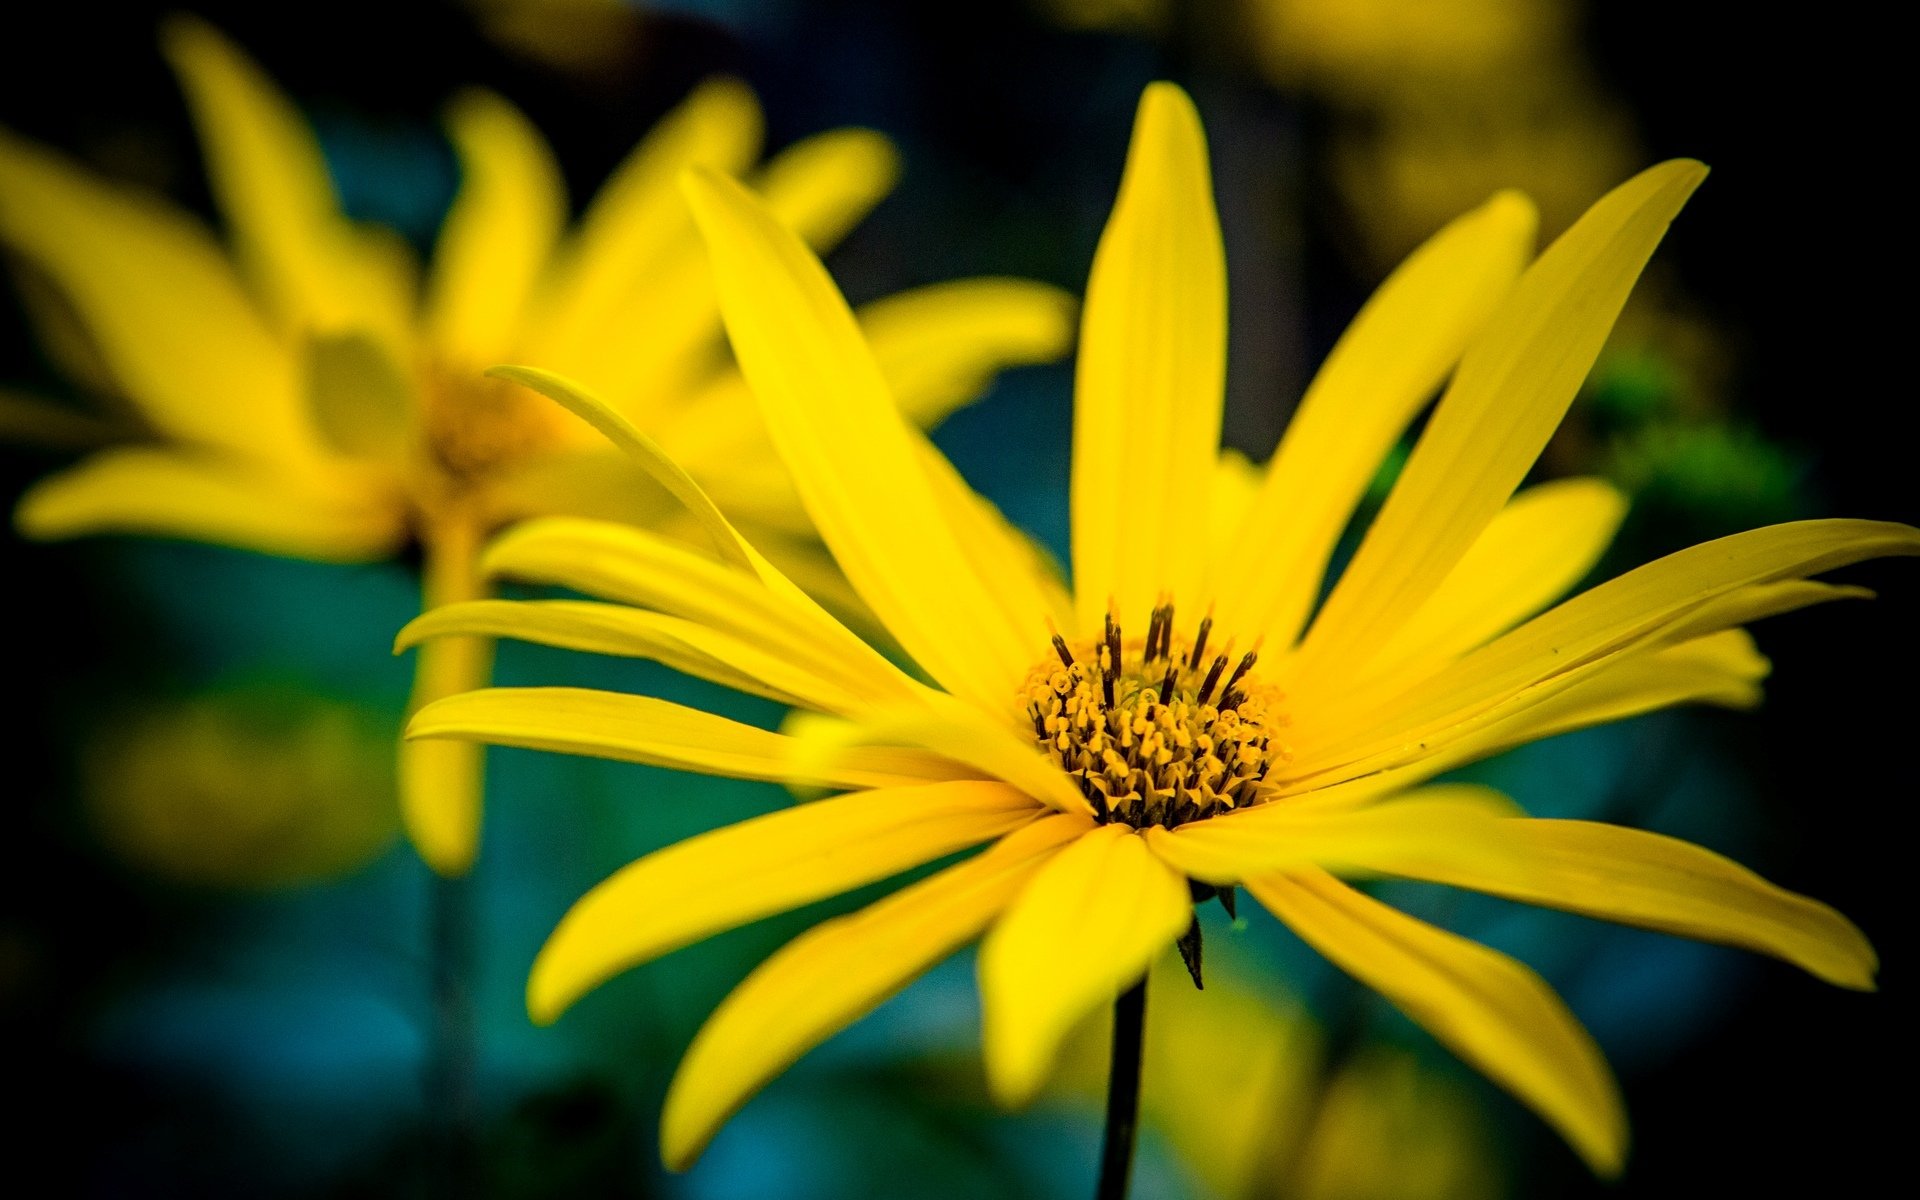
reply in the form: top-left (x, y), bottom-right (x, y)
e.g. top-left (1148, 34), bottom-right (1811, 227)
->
top-left (2, 2), bottom-right (1913, 1196)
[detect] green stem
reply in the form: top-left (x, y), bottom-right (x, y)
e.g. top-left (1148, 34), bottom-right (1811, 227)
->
top-left (1095, 975), bottom-right (1149, 1200)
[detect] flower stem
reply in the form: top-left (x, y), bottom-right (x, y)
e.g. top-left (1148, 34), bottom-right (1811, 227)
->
top-left (1095, 975), bottom-right (1149, 1200)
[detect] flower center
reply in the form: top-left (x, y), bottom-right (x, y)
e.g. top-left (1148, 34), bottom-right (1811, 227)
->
top-left (421, 364), bottom-right (564, 484)
top-left (1019, 603), bottom-right (1292, 829)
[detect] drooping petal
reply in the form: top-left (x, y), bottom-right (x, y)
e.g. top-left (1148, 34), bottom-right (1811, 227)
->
top-left (397, 599), bottom-right (866, 714)
top-left (399, 515), bottom-right (493, 875)
top-left (14, 446), bottom-right (403, 561)
top-left (1070, 83), bottom-right (1226, 626)
top-left (660, 814), bottom-right (1089, 1169)
top-left (161, 15), bottom-right (409, 337)
top-left (1209, 189), bottom-right (1537, 645)
top-left (1289, 521), bottom-right (1919, 778)
top-left (1249, 869), bottom-right (1627, 1176)
top-left (683, 169), bottom-right (1043, 709)
top-left (1382, 819), bottom-right (1877, 991)
top-left (1359, 477), bottom-right (1628, 680)
top-left (0, 129), bottom-right (311, 457)
top-left (978, 823), bottom-right (1191, 1106)
top-left (528, 781), bottom-right (1043, 1023)
top-left (407, 686), bottom-right (974, 790)
top-left (425, 91), bottom-right (566, 366)
top-left (1293, 161), bottom-right (1706, 678)
top-left (1141, 785), bottom-right (1520, 885)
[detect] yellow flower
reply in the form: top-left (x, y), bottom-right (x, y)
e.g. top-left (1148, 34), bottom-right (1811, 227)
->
top-left (0, 18), bottom-right (1075, 874)
top-left (401, 83), bottom-right (1910, 1173)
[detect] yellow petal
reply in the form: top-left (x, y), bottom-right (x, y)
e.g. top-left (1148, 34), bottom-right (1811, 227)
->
top-left (1248, 869), bottom-right (1627, 1176)
top-left (400, 516), bottom-right (493, 875)
top-left (1384, 819), bottom-right (1877, 991)
top-left (1290, 521), bottom-right (1919, 778)
top-left (1359, 477), bottom-right (1628, 680)
top-left (854, 278), bottom-right (1078, 427)
top-left (1277, 626), bottom-right (1798, 812)
top-left (683, 168), bottom-right (1040, 709)
top-left (659, 814), bottom-right (1089, 1169)
top-left (1294, 161), bottom-right (1706, 676)
top-left (1070, 83), bottom-right (1226, 626)
top-left (788, 688), bottom-right (1092, 816)
top-left (426, 90), bottom-right (566, 365)
top-left (748, 127), bottom-right (899, 256)
top-left (1141, 785), bottom-right (1520, 885)
top-left (14, 446), bottom-right (402, 561)
top-left (0, 128), bottom-right (310, 457)
top-left (480, 515), bottom-right (919, 708)
top-left (1210, 189), bottom-right (1537, 646)
top-left (530, 77), bottom-right (763, 365)
top-left (978, 823), bottom-right (1191, 1106)
top-left (528, 780), bottom-right (1042, 1023)
top-left (397, 599), bottom-right (865, 714)
top-left (407, 686), bottom-right (971, 791)
top-left (161, 16), bottom-right (409, 339)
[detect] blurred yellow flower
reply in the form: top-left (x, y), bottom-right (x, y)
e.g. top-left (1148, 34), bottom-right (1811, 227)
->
top-left (82, 681), bottom-right (399, 889)
top-left (402, 83), bottom-right (1907, 1174)
top-left (0, 18), bottom-right (1075, 874)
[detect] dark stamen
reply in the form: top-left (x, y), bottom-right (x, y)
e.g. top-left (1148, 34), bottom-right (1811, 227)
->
top-left (1103, 613), bottom-right (1122, 708)
top-left (1224, 651), bottom-right (1259, 696)
top-left (1144, 605), bottom-right (1166, 664)
top-left (1186, 615), bottom-right (1211, 670)
top-left (1158, 665), bottom-right (1176, 705)
top-left (1051, 634), bottom-right (1076, 669)
top-left (1197, 654), bottom-right (1229, 704)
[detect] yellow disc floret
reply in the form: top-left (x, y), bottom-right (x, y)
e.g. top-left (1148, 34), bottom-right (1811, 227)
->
top-left (1020, 603), bottom-right (1292, 828)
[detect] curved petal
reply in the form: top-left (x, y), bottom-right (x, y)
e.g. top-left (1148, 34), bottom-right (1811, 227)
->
top-left (0, 128), bottom-right (310, 457)
top-left (1248, 869), bottom-right (1626, 1176)
top-left (1141, 785), bottom-right (1520, 885)
top-left (426, 90), bottom-right (566, 365)
top-left (978, 823), bottom-right (1191, 1106)
top-left (407, 686), bottom-right (974, 791)
top-left (1359, 477), bottom-right (1627, 680)
top-left (1382, 819), bottom-right (1877, 991)
top-left (397, 599), bottom-right (865, 714)
top-left (15, 446), bottom-right (402, 561)
top-left (683, 168), bottom-right (1042, 709)
top-left (1293, 160), bottom-right (1707, 679)
top-left (1210, 189), bottom-right (1537, 646)
top-left (528, 780), bottom-right (1043, 1022)
top-left (660, 814), bottom-right (1089, 1169)
top-left (1070, 82), bottom-right (1226, 626)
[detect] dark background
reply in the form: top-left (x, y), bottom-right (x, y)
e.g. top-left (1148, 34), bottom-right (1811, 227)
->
top-left (2, 1), bottom-right (1911, 1196)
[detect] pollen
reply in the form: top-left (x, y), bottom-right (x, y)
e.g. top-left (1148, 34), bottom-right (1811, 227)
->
top-left (1018, 602), bottom-right (1293, 828)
